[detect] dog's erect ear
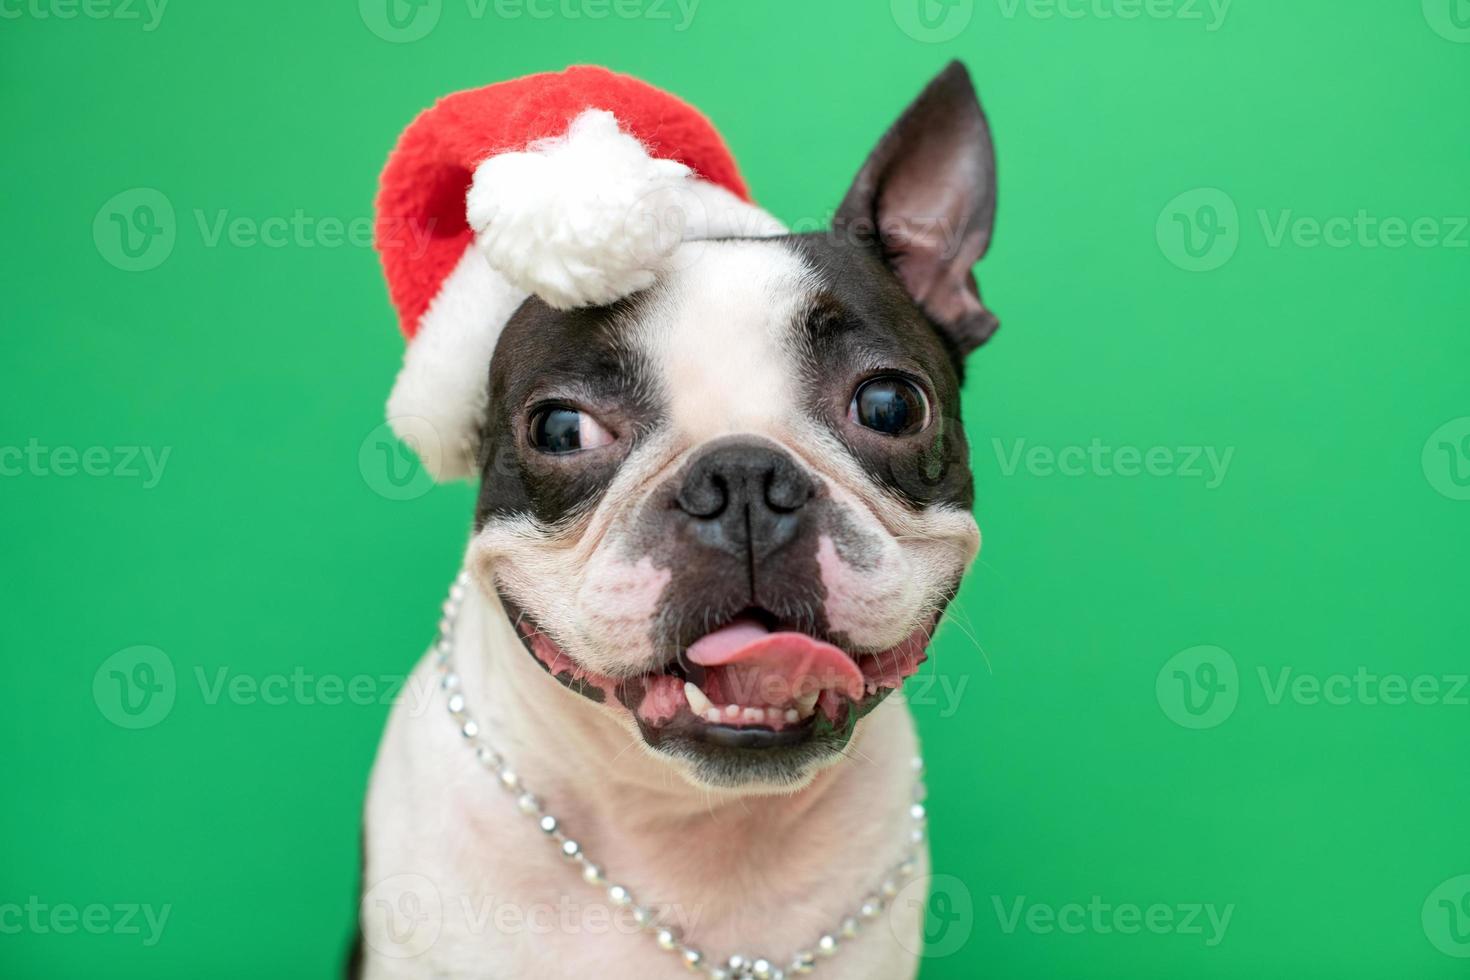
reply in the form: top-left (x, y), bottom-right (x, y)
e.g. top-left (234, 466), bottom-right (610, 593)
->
top-left (835, 61), bottom-right (999, 356)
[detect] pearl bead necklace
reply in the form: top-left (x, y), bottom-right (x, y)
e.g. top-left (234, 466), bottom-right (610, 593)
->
top-left (429, 572), bottom-right (931, 980)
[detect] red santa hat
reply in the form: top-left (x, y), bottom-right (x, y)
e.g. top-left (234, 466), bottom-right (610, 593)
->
top-left (375, 65), bottom-right (784, 480)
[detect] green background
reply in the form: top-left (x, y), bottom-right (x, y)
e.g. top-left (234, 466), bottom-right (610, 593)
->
top-left (2, 1), bottom-right (1467, 977)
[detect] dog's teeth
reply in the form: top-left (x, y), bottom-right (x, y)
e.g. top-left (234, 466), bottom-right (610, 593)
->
top-left (784, 708), bottom-right (799, 723)
top-left (795, 691), bottom-right (819, 718)
top-left (724, 704), bottom-right (741, 720)
top-left (765, 707), bottom-right (784, 725)
top-left (742, 706), bottom-right (765, 724)
top-left (705, 707), bottom-right (724, 723)
top-left (683, 682), bottom-right (713, 716)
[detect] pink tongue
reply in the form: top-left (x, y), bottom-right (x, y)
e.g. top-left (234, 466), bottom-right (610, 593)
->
top-left (686, 620), bottom-right (865, 702)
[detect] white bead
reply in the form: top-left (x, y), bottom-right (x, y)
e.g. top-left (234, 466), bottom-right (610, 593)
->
top-left (860, 897), bottom-right (883, 919)
top-left (446, 693), bottom-right (465, 714)
top-left (840, 916), bottom-right (860, 938)
top-left (880, 878), bottom-right (899, 899)
top-left (475, 746), bottom-right (499, 768)
top-left (909, 803), bottom-right (926, 822)
top-left (460, 720), bottom-right (479, 738)
top-left (582, 863), bottom-right (604, 885)
top-left (517, 793), bottom-right (540, 814)
top-left (539, 815), bottom-right (557, 835)
top-left (816, 934), bottom-right (838, 956)
top-left (680, 947), bottom-right (702, 969)
top-left (561, 839), bottom-right (580, 859)
top-left (655, 927), bottom-right (678, 950)
top-left (789, 950), bottom-right (816, 974)
top-left (498, 769), bottom-right (519, 790)
top-left (631, 906), bottom-right (653, 927)
top-left (727, 954), bottom-right (747, 972)
top-left (441, 672), bottom-right (459, 690)
top-left (752, 958), bottom-right (773, 978)
top-left (608, 885), bottom-right (631, 906)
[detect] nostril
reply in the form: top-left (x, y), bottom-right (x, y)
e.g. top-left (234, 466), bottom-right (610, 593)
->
top-left (764, 467), bottom-right (815, 514)
top-left (676, 472), bottom-right (728, 519)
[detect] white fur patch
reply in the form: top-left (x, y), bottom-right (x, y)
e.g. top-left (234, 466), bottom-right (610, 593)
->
top-left (634, 239), bottom-right (818, 443)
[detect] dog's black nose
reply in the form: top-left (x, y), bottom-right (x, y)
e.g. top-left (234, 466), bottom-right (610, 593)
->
top-left (674, 439), bottom-right (816, 563)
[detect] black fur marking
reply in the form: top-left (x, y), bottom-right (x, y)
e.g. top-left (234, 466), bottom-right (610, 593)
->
top-left (474, 292), bottom-right (664, 530)
top-left (786, 233), bottom-right (975, 513)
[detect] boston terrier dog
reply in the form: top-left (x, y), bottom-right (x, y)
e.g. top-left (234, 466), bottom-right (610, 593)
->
top-left (356, 61), bottom-right (999, 980)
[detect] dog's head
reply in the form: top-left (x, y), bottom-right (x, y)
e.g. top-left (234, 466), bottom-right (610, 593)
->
top-left (468, 63), bottom-right (997, 790)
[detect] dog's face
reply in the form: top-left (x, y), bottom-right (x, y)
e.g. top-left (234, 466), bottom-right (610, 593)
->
top-left (468, 63), bottom-right (999, 790)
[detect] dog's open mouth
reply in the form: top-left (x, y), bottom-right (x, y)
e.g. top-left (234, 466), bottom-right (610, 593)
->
top-left (503, 596), bottom-right (932, 753)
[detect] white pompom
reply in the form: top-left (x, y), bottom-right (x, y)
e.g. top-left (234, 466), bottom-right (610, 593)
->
top-left (467, 109), bottom-right (701, 309)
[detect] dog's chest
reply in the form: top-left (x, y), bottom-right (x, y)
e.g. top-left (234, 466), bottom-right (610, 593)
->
top-left (365, 783), bottom-right (927, 980)
top-left (361, 654), bottom-right (927, 980)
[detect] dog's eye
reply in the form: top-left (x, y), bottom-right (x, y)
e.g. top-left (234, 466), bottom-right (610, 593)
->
top-left (527, 406), bottom-right (614, 454)
top-left (849, 377), bottom-right (930, 436)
